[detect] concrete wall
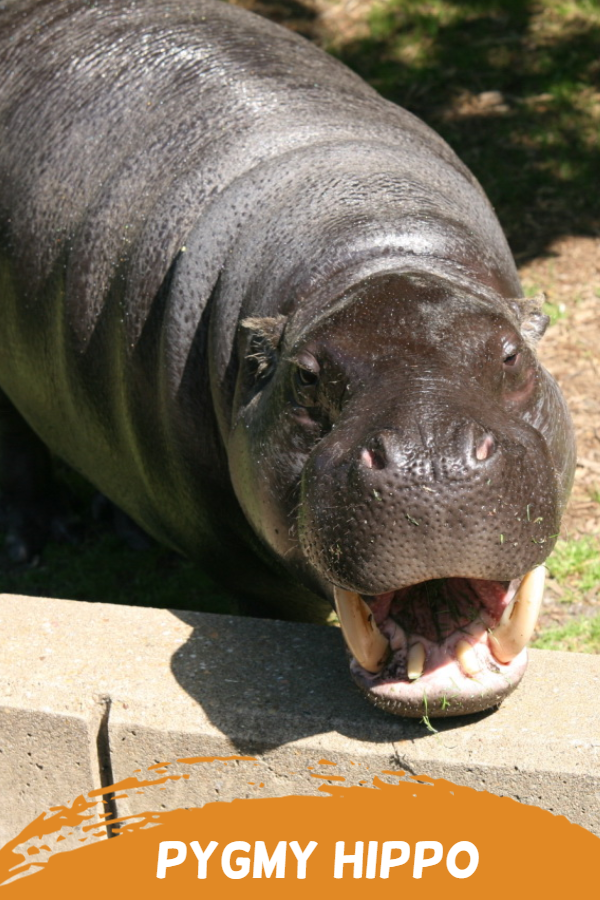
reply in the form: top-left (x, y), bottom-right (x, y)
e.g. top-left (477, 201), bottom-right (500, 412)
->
top-left (1, 592), bottom-right (599, 853)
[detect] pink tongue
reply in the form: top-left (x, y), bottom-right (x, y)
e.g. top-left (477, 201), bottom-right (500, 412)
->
top-left (390, 579), bottom-right (478, 642)
top-left (368, 578), bottom-right (509, 644)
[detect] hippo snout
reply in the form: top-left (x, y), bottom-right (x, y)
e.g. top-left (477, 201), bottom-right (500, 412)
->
top-left (296, 393), bottom-right (562, 717)
top-left (300, 404), bottom-right (558, 597)
top-left (358, 418), bottom-right (498, 480)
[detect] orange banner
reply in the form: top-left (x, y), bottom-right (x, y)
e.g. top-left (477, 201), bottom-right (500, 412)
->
top-left (1, 760), bottom-right (597, 896)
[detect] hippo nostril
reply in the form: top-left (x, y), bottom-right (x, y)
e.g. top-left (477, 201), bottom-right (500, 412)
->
top-left (475, 433), bottom-right (495, 462)
top-left (360, 444), bottom-right (386, 470)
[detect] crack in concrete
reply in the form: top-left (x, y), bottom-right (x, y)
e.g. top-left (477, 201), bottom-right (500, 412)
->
top-left (390, 748), bottom-right (418, 777)
top-left (93, 695), bottom-right (119, 838)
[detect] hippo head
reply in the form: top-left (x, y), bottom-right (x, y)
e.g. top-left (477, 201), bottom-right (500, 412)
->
top-left (228, 272), bottom-right (575, 718)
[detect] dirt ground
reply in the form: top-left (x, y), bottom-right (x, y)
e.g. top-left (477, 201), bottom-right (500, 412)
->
top-left (520, 236), bottom-right (600, 630)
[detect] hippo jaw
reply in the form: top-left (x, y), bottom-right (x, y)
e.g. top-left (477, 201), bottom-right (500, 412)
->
top-left (333, 566), bottom-right (545, 718)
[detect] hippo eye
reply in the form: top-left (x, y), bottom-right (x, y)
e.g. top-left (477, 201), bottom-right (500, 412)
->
top-left (503, 350), bottom-right (521, 368)
top-left (295, 351), bottom-right (320, 381)
top-left (297, 366), bottom-right (319, 386)
top-left (293, 352), bottom-right (320, 405)
top-left (501, 337), bottom-right (523, 369)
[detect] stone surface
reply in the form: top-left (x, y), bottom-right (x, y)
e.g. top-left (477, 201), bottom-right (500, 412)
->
top-left (0, 593), bottom-right (598, 849)
top-left (0, 706), bottom-right (103, 850)
top-left (0, 594), bottom-right (109, 861)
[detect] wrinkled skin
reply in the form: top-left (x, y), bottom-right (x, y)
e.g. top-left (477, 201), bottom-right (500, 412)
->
top-left (0, 0), bottom-right (575, 717)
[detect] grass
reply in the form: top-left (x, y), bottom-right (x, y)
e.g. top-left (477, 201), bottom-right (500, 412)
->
top-left (531, 535), bottom-right (600, 652)
top-left (532, 613), bottom-right (600, 652)
top-left (0, 527), bottom-right (246, 616)
top-left (545, 535), bottom-right (600, 595)
top-left (0, 461), bottom-right (247, 614)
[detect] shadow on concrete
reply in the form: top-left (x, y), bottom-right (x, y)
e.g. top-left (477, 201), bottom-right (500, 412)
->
top-left (169, 608), bottom-right (498, 753)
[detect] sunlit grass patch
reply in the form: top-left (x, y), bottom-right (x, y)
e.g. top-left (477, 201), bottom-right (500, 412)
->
top-left (545, 535), bottom-right (600, 594)
top-left (532, 612), bottom-right (600, 652)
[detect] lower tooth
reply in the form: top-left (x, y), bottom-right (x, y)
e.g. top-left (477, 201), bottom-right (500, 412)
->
top-left (489, 565), bottom-right (545, 664)
top-left (456, 639), bottom-right (481, 676)
top-left (407, 642), bottom-right (426, 680)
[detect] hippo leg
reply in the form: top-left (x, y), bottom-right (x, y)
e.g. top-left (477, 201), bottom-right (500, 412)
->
top-left (0, 391), bottom-right (79, 563)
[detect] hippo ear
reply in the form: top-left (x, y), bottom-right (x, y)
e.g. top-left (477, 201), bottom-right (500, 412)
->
top-left (509, 292), bottom-right (550, 346)
top-left (240, 315), bottom-right (287, 378)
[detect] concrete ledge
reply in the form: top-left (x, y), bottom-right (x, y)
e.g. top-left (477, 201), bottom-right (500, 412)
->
top-left (0, 593), bottom-right (599, 844)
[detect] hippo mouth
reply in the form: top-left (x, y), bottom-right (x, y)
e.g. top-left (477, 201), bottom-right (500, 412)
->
top-left (333, 566), bottom-right (545, 718)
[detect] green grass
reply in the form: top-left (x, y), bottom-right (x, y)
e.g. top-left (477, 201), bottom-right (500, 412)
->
top-left (545, 535), bottom-right (600, 595)
top-left (531, 535), bottom-right (600, 652)
top-left (532, 613), bottom-right (600, 652)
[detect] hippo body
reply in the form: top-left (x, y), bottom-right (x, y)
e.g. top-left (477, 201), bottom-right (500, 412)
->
top-left (0, 0), bottom-right (575, 716)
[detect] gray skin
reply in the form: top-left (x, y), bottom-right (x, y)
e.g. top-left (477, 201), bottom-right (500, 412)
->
top-left (0, 0), bottom-right (575, 717)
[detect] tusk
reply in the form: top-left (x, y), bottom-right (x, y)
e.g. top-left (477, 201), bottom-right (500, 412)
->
top-left (333, 587), bottom-right (389, 673)
top-left (489, 565), bottom-right (546, 664)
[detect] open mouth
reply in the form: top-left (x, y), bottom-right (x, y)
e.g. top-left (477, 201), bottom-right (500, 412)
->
top-left (333, 565), bottom-right (545, 718)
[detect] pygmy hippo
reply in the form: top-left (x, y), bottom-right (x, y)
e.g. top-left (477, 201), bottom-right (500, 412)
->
top-left (0, 0), bottom-right (575, 716)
